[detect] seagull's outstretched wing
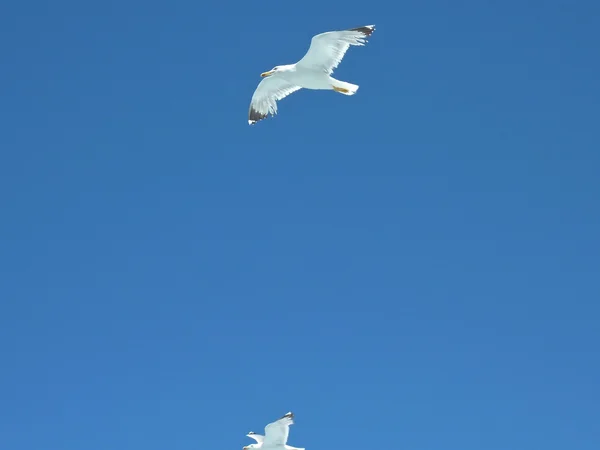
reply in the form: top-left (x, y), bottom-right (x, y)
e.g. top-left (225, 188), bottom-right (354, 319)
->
top-left (247, 433), bottom-right (264, 443)
top-left (296, 25), bottom-right (375, 75)
top-left (248, 76), bottom-right (301, 125)
top-left (262, 412), bottom-right (294, 447)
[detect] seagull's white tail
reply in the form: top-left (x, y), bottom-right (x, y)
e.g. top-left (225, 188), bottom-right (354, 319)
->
top-left (331, 79), bottom-right (359, 95)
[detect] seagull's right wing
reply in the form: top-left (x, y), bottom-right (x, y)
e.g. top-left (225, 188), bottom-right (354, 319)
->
top-left (262, 412), bottom-right (294, 447)
top-left (296, 25), bottom-right (375, 75)
top-left (248, 76), bottom-right (301, 125)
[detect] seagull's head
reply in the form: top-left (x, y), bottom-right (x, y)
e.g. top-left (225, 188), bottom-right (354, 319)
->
top-left (244, 434), bottom-right (260, 450)
top-left (261, 66), bottom-right (280, 77)
top-left (261, 65), bottom-right (293, 77)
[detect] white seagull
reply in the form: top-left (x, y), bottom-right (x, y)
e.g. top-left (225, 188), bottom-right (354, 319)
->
top-left (244, 412), bottom-right (305, 450)
top-left (248, 25), bottom-right (375, 125)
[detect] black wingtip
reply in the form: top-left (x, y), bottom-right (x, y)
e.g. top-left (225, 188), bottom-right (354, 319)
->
top-left (248, 105), bottom-right (268, 125)
top-left (282, 411), bottom-right (294, 419)
top-left (349, 25), bottom-right (375, 36)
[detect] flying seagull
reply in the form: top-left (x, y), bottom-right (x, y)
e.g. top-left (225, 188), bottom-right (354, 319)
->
top-left (248, 25), bottom-right (375, 125)
top-left (244, 412), bottom-right (305, 450)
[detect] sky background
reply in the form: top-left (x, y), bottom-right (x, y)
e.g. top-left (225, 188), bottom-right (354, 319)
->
top-left (1, 1), bottom-right (599, 450)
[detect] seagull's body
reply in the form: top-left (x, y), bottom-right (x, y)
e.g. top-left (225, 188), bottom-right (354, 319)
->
top-left (244, 412), bottom-right (305, 450)
top-left (248, 25), bottom-right (375, 124)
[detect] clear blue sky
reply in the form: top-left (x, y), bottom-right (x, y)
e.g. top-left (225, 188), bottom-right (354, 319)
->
top-left (1, 1), bottom-right (599, 449)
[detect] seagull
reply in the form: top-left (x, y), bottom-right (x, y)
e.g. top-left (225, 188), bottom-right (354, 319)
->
top-left (248, 25), bottom-right (375, 125)
top-left (244, 412), bottom-right (305, 450)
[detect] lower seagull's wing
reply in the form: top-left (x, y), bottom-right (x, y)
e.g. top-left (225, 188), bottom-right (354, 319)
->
top-left (296, 25), bottom-right (375, 74)
top-left (248, 434), bottom-right (264, 444)
top-left (248, 76), bottom-right (301, 125)
top-left (262, 412), bottom-right (294, 447)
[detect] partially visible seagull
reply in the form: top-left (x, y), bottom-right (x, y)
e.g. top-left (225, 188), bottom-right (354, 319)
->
top-left (248, 25), bottom-right (376, 125)
top-left (244, 412), bottom-right (305, 450)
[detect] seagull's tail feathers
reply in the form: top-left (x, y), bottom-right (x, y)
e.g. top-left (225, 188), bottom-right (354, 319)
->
top-left (331, 79), bottom-right (359, 95)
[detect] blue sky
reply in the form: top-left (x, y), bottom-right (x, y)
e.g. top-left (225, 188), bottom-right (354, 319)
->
top-left (1, 1), bottom-right (599, 449)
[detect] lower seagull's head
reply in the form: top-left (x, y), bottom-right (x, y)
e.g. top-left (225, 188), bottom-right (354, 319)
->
top-left (261, 64), bottom-right (293, 77)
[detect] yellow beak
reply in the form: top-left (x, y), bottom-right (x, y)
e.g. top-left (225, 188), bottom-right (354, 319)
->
top-left (261, 70), bottom-right (274, 77)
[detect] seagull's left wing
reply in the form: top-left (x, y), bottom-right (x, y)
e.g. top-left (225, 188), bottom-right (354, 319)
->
top-left (262, 412), bottom-right (294, 447)
top-left (248, 76), bottom-right (301, 125)
top-left (247, 433), bottom-right (264, 443)
top-left (296, 25), bottom-right (375, 75)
